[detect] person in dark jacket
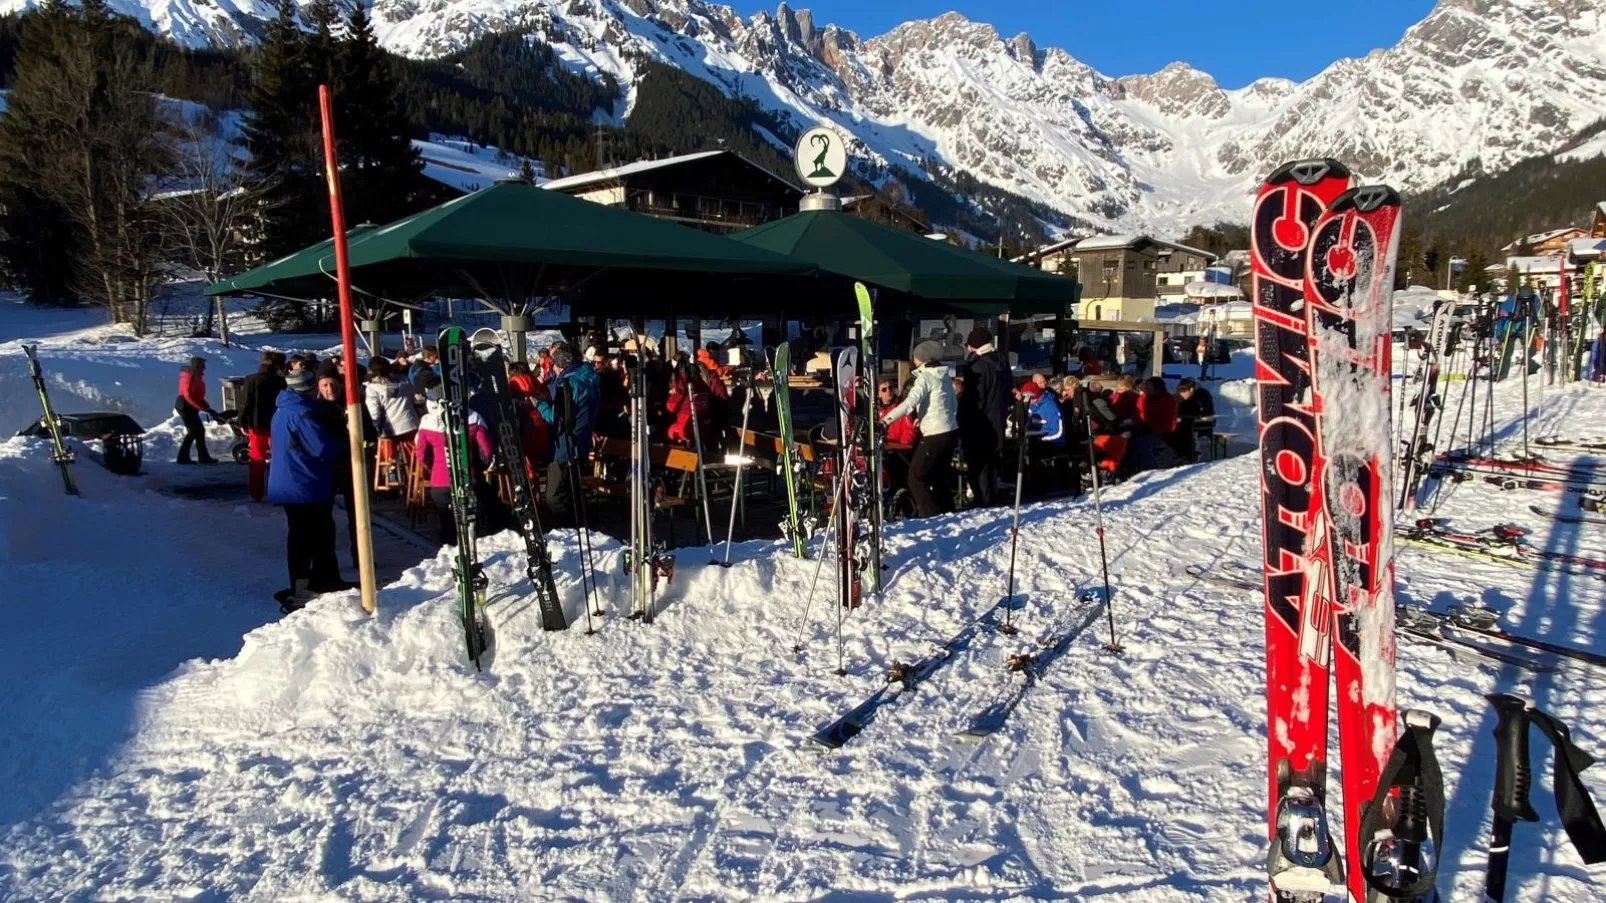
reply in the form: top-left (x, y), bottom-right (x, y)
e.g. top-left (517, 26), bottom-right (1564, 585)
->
top-left (313, 364), bottom-right (374, 568)
top-left (238, 350), bottom-right (286, 500)
top-left (535, 343), bottom-right (600, 524)
top-left (1174, 378), bottom-right (1216, 463)
top-left (175, 356), bottom-right (218, 464)
top-left (957, 327), bottom-right (1010, 507)
top-left (267, 368), bottom-right (347, 603)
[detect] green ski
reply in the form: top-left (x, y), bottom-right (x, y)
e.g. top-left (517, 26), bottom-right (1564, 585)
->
top-left (22, 344), bottom-right (77, 496)
top-left (774, 342), bottom-right (806, 558)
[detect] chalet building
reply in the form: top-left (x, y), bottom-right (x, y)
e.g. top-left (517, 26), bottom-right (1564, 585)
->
top-left (1014, 234), bottom-right (1214, 321)
top-left (542, 150), bottom-right (802, 233)
top-left (1154, 241), bottom-right (1218, 297)
top-left (1593, 201), bottom-right (1606, 238)
top-left (1502, 226), bottom-right (1589, 256)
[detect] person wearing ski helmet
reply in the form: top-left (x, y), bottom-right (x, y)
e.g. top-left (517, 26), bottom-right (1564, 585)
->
top-left (536, 342), bottom-right (600, 524)
top-left (175, 356), bottom-right (218, 464)
top-left (882, 341), bottom-right (959, 518)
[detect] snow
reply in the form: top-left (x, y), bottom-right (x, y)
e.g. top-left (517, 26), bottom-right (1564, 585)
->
top-left (413, 135), bottom-right (545, 195)
top-left (1, 298), bottom-right (1605, 901)
top-left (1183, 281), bottom-right (1243, 301)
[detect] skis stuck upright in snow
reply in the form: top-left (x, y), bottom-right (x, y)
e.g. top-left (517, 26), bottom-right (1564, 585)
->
top-left (438, 327), bottom-right (491, 667)
top-left (22, 344), bottom-right (77, 496)
top-left (1252, 160), bottom-right (1434, 902)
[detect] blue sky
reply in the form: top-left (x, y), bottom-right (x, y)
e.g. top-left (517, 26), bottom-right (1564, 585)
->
top-left (747, 1), bottom-right (1436, 88)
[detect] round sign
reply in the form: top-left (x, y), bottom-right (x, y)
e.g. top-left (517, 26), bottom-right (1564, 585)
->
top-left (794, 126), bottom-right (847, 188)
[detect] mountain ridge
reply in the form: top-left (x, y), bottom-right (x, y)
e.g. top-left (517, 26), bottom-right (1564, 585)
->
top-left (4, 0), bottom-right (1603, 233)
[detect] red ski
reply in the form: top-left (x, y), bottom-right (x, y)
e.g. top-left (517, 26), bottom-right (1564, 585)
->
top-left (1305, 185), bottom-right (1406, 903)
top-left (1252, 159), bottom-right (1352, 900)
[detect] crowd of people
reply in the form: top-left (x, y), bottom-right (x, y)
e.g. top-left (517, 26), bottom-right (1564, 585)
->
top-left (179, 327), bottom-right (1217, 606)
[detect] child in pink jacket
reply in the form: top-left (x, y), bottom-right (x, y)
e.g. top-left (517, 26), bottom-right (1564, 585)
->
top-left (415, 397), bottom-right (495, 546)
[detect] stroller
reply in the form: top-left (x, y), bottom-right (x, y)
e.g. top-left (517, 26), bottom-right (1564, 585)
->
top-left (215, 410), bottom-right (252, 465)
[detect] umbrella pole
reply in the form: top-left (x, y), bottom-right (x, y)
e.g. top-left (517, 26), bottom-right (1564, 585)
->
top-left (319, 84), bottom-right (378, 616)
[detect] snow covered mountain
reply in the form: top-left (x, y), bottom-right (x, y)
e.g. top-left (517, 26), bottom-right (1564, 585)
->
top-left (13, 0), bottom-right (1606, 232)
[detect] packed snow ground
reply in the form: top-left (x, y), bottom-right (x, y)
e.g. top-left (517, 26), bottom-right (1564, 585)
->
top-left (2, 302), bottom-right (1605, 901)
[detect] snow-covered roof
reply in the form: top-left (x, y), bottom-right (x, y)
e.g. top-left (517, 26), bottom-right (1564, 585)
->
top-left (541, 150), bottom-right (802, 195)
top-left (1075, 234), bottom-right (1145, 252)
top-left (1570, 237), bottom-right (1606, 260)
top-left (413, 136), bottom-right (545, 195)
top-left (1153, 239), bottom-right (1217, 261)
top-left (1183, 281), bottom-right (1242, 300)
top-left (1502, 227), bottom-right (1586, 251)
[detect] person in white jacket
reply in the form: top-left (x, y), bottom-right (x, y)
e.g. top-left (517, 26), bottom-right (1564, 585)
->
top-left (364, 358), bottom-right (422, 441)
top-left (882, 341), bottom-right (960, 518)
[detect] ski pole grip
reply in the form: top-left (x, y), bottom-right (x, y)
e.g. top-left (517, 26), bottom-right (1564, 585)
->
top-left (1487, 693), bottom-right (1540, 822)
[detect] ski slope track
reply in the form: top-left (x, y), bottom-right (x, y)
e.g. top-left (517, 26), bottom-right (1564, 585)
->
top-left (1, 303), bottom-right (1604, 899)
top-left (1, 0), bottom-right (1603, 232)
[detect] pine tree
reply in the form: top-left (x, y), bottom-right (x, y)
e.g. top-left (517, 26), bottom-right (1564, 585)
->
top-left (304, 0), bottom-right (340, 90)
top-left (335, 4), bottom-right (421, 225)
top-left (0, 2), bottom-right (78, 302)
top-left (239, 0), bottom-right (321, 263)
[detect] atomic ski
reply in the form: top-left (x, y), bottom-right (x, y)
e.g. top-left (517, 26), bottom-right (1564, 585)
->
top-left (956, 590), bottom-right (1107, 741)
top-left (22, 345), bottom-right (78, 496)
top-left (1251, 158), bottom-right (1353, 903)
top-left (439, 327), bottom-right (490, 667)
top-left (809, 597), bottom-right (1008, 748)
top-left (1305, 181), bottom-right (1405, 903)
top-left (468, 329), bottom-right (567, 632)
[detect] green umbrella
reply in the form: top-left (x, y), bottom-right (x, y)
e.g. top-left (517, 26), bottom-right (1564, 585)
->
top-left (728, 210), bottom-right (1076, 313)
top-left (207, 178), bottom-right (814, 302)
top-left (204, 224), bottom-right (381, 298)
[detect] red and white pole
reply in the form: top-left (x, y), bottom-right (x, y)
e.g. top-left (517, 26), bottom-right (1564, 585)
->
top-left (318, 83), bottom-right (378, 615)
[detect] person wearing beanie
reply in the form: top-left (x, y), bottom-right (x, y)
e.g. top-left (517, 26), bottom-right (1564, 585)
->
top-left (174, 355), bottom-right (217, 464)
top-left (267, 363), bottom-right (347, 608)
top-left (881, 340), bottom-right (959, 518)
top-left (957, 325), bottom-right (1010, 507)
top-left (238, 350), bottom-right (287, 497)
top-left (535, 340), bottom-right (600, 523)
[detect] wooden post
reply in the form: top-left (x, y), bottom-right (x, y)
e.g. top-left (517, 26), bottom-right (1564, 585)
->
top-left (318, 84), bottom-right (378, 616)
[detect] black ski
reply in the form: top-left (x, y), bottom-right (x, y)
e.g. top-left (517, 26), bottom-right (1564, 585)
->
top-left (22, 344), bottom-right (78, 495)
top-left (1530, 504), bottom-right (1606, 526)
top-left (1408, 603), bottom-right (1606, 670)
top-left (810, 597), bottom-right (1008, 749)
top-left (956, 590), bottom-right (1107, 740)
top-left (1395, 605), bottom-right (1558, 673)
top-left (468, 328), bottom-right (567, 632)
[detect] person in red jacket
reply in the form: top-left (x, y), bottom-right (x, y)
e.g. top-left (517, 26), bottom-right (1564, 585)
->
top-left (175, 356), bottom-right (218, 464)
top-left (665, 366), bottom-right (711, 446)
top-left (1136, 377), bottom-right (1179, 435)
top-left (1107, 373), bottom-right (1139, 425)
top-left (507, 364), bottom-right (551, 480)
top-left (877, 379), bottom-right (918, 447)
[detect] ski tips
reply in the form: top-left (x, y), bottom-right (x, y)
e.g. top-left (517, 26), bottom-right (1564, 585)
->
top-left (1266, 158), bottom-right (1351, 187)
top-left (1329, 184), bottom-right (1402, 213)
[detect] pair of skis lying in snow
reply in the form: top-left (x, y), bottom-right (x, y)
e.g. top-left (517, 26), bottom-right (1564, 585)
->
top-left (1184, 562), bottom-right (1602, 674)
top-left (807, 589), bottom-right (1109, 749)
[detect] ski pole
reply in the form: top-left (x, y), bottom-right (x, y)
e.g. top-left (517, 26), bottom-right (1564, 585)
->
top-left (1001, 400), bottom-right (1029, 635)
top-left (1084, 412), bottom-right (1121, 654)
top-left (721, 379), bottom-right (756, 567)
top-left (1484, 693), bottom-right (1538, 903)
top-left (683, 368), bottom-right (720, 566)
top-left (1522, 297), bottom-right (1533, 459)
top-left (792, 473), bottom-right (844, 654)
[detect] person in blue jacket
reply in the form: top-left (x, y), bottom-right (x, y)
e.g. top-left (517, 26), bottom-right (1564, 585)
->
top-left (536, 342), bottom-right (600, 523)
top-left (1028, 377), bottom-right (1065, 446)
top-left (267, 367), bottom-right (348, 603)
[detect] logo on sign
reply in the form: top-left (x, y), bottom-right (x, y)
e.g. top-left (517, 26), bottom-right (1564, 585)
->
top-left (794, 126), bottom-right (847, 188)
